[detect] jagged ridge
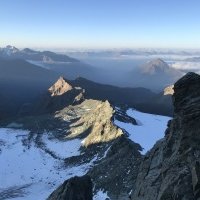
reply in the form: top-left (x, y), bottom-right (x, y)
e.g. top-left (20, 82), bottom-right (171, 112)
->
top-left (131, 72), bottom-right (200, 200)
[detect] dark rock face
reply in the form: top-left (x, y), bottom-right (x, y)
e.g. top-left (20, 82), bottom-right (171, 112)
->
top-left (131, 72), bottom-right (200, 200)
top-left (47, 175), bottom-right (93, 200)
top-left (88, 136), bottom-right (142, 199)
top-left (114, 107), bottom-right (137, 125)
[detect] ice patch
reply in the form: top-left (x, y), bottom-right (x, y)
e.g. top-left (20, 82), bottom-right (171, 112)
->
top-left (102, 145), bottom-right (111, 159)
top-left (115, 108), bottom-right (171, 154)
top-left (94, 190), bottom-right (109, 200)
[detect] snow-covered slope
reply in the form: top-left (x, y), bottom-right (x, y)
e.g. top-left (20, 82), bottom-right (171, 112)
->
top-left (0, 101), bottom-right (171, 199)
top-left (0, 128), bottom-right (96, 200)
top-left (114, 108), bottom-right (171, 154)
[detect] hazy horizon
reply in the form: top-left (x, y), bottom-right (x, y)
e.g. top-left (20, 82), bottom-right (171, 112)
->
top-left (2, 45), bottom-right (200, 53)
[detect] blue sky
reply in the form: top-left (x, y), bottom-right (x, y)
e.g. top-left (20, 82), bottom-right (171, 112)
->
top-left (0, 0), bottom-right (200, 49)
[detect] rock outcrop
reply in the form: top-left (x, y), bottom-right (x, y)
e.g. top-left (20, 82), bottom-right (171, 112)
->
top-left (131, 72), bottom-right (200, 200)
top-left (47, 175), bottom-right (93, 200)
top-left (164, 85), bottom-right (174, 96)
top-left (66, 100), bottom-right (123, 147)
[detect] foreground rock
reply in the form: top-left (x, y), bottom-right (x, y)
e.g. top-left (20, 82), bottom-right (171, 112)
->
top-left (47, 175), bottom-right (93, 200)
top-left (131, 72), bottom-right (200, 200)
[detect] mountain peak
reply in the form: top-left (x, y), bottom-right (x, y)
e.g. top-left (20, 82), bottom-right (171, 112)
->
top-left (142, 58), bottom-right (170, 74)
top-left (2, 45), bottom-right (19, 56)
top-left (22, 48), bottom-right (36, 53)
top-left (5, 45), bottom-right (18, 50)
top-left (48, 77), bottom-right (73, 96)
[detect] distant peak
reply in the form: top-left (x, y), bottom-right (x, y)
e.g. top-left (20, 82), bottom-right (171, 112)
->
top-left (22, 48), bottom-right (36, 53)
top-left (153, 58), bottom-right (165, 63)
top-left (147, 58), bottom-right (168, 67)
top-left (58, 76), bottom-right (67, 82)
top-left (48, 77), bottom-right (73, 96)
top-left (6, 45), bottom-right (18, 50)
top-left (2, 45), bottom-right (19, 55)
top-left (142, 58), bottom-right (170, 74)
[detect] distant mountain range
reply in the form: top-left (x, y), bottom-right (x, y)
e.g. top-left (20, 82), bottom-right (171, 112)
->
top-left (0, 45), bottom-right (101, 81)
top-left (184, 56), bottom-right (200, 62)
top-left (0, 46), bottom-right (185, 91)
top-left (0, 45), bottom-right (78, 63)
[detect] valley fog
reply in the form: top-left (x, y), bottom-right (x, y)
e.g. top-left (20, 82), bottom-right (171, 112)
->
top-left (74, 56), bottom-right (147, 88)
top-left (64, 51), bottom-right (200, 91)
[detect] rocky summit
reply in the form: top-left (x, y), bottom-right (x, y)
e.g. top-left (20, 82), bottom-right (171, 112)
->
top-left (131, 72), bottom-right (200, 200)
top-left (34, 77), bottom-right (85, 114)
top-left (48, 77), bottom-right (73, 96)
top-left (142, 58), bottom-right (171, 75)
